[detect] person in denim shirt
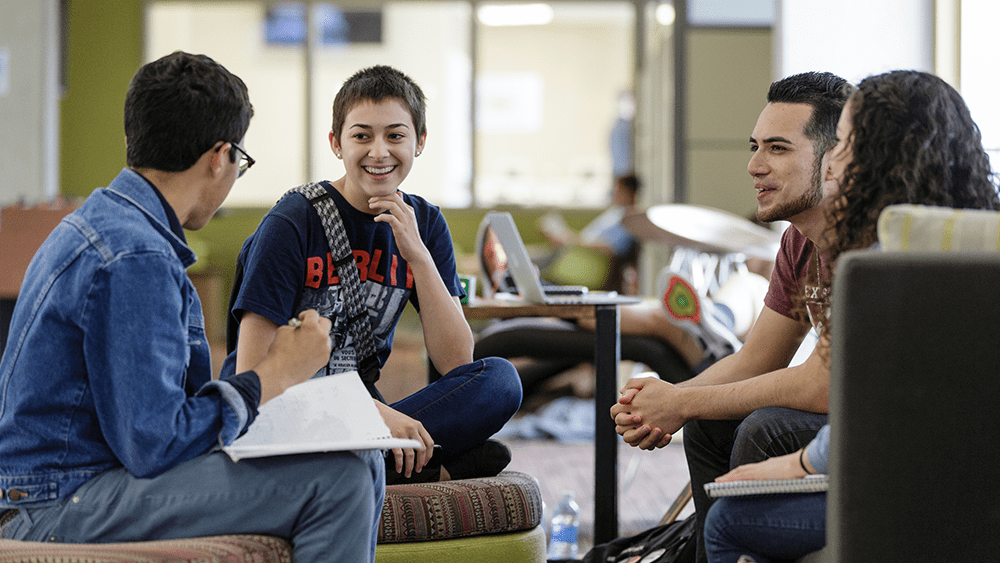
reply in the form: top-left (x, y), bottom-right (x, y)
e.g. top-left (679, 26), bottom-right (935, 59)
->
top-left (0, 51), bottom-right (384, 563)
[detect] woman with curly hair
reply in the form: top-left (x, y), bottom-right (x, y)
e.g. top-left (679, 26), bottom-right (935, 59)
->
top-left (827, 69), bottom-right (999, 263)
top-left (703, 70), bottom-right (999, 563)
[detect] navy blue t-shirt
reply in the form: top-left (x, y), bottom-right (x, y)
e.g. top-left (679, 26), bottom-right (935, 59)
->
top-left (220, 184), bottom-right (464, 378)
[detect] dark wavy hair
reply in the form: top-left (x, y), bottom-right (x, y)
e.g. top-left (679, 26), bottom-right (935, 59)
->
top-left (828, 70), bottom-right (1000, 263)
top-left (125, 51), bottom-right (253, 171)
top-left (811, 71), bottom-right (1000, 346)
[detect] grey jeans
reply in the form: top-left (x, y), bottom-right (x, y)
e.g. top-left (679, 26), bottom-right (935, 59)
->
top-left (3, 449), bottom-right (384, 563)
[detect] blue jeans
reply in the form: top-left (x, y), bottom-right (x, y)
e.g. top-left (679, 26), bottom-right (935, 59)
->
top-left (684, 407), bottom-right (828, 563)
top-left (391, 357), bottom-right (522, 458)
top-left (705, 492), bottom-right (826, 563)
top-left (3, 450), bottom-right (384, 563)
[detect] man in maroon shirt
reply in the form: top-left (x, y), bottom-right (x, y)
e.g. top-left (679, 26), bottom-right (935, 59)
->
top-left (610, 71), bottom-right (850, 562)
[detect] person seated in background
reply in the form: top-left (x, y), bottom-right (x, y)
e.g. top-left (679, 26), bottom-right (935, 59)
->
top-left (703, 69), bottom-right (1000, 563)
top-left (222, 65), bottom-right (521, 485)
top-left (474, 208), bottom-right (760, 406)
top-left (0, 51), bottom-right (383, 563)
top-left (539, 173), bottom-right (641, 294)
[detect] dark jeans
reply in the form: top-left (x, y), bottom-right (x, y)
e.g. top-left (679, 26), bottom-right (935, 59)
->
top-left (683, 407), bottom-right (828, 563)
top-left (392, 356), bottom-right (522, 460)
top-left (705, 492), bottom-right (826, 563)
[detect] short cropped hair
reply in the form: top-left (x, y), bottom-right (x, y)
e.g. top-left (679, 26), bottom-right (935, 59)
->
top-left (124, 51), bottom-right (253, 172)
top-left (766, 71), bottom-right (851, 158)
top-left (331, 65), bottom-right (427, 141)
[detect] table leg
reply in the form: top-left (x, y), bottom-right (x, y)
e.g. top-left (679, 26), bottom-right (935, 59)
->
top-left (593, 304), bottom-right (620, 545)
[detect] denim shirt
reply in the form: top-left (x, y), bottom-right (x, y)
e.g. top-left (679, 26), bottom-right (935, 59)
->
top-left (0, 169), bottom-right (250, 508)
top-left (806, 424), bottom-right (831, 475)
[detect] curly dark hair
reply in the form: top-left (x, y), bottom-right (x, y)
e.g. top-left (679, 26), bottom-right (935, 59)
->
top-left (809, 71), bottom-right (1000, 346)
top-left (828, 70), bottom-right (1000, 263)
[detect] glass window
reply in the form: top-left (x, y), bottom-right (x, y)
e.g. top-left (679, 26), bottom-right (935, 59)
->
top-left (474, 2), bottom-right (635, 208)
top-left (688, 0), bottom-right (773, 27)
top-left (145, 1), bottom-right (635, 209)
top-left (961, 0), bottom-right (1000, 172)
top-left (146, 1), bottom-right (473, 207)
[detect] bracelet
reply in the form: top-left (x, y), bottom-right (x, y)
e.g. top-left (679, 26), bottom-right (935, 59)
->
top-left (798, 448), bottom-right (811, 474)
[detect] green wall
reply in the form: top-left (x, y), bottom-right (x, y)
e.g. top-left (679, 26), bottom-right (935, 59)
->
top-left (60, 0), bottom-right (144, 199)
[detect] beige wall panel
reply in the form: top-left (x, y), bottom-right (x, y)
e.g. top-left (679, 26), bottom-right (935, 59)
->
top-left (686, 28), bottom-right (771, 141)
top-left (684, 27), bottom-right (771, 214)
top-left (687, 147), bottom-right (758, 219)
top-left (476, 20), bottom-right (633, 205)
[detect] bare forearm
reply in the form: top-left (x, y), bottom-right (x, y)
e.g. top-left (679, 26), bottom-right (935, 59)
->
top-left (682, 354), bottom-right (830, 420)
top-left (252, 310), bottom-right (332, 405)
top-left (676, 352), bottom-right (752, 388)
top-left (235, 312), bottom-right (278, 374)
top-left (679, 307), bottom-right (810, 388)
top-left (410, 260), bottom-right (474, 372)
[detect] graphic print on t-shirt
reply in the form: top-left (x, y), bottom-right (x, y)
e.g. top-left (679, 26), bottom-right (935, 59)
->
top-left (803, 252), bottom-right (829, 332)
top-left (299, 276), bottom-right (410, 376)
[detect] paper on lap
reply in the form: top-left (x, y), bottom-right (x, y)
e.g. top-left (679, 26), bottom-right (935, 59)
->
top-left (223, 370), bottom-right (422, 461)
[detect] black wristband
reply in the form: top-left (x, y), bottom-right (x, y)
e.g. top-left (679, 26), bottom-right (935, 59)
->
top-left (799, 448), bottom-right (811, 474)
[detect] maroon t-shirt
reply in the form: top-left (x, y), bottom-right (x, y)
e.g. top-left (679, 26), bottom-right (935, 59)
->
top-left (763, 225), bottom-right (829, 329)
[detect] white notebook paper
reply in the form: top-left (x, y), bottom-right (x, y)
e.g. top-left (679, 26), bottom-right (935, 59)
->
top-left (705, 474), bottom-right (829, 498)
top-left (223, 370), bottom-right (421, 462)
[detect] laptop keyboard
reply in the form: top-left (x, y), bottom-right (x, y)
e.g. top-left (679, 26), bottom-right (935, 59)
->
top-left (542, 284), bottom-right (589, 296)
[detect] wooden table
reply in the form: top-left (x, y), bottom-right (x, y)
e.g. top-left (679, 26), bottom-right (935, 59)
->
top-left (464, 295), bottom-right (640, 545)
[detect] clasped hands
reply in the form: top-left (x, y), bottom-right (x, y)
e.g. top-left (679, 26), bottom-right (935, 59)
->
top-left (610, 377), bottom-right (686, 450)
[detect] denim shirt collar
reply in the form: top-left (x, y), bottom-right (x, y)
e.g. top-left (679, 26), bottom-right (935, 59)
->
top-left (105, 168), bottom-right (197, 268)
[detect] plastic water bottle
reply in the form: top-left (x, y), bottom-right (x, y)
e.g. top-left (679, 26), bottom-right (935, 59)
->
top-left (547, 490), bottom-right (580, 560)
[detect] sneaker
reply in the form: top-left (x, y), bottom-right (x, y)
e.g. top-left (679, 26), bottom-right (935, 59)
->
top-left (657, 268), bottom-right (742, 362)
top-left (385, 445), bottom-right (443, 486)
top-left (442, 440), bottom-right (512, 481)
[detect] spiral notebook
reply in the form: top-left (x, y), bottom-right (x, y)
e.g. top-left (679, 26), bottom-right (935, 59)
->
top-left (704, 474), bottom-right (829, 498)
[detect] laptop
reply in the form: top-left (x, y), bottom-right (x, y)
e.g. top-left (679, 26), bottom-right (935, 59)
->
top-left (483, 211), bottom-right (635, 305)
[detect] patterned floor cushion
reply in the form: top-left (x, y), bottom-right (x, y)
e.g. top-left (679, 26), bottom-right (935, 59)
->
top-left (379, 471), bottom-right (543, 543)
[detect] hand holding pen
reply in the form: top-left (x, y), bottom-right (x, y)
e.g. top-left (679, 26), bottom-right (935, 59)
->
top-left (255, 309), bottom-right (332, 405)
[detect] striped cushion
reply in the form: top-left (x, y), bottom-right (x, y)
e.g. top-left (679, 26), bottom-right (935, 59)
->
top-left (379, 471), bottom-right (543, 543)
top-left (878, 204), bottom-right (1000, 251)
top-left (0, 535), bottom-right (291, 562)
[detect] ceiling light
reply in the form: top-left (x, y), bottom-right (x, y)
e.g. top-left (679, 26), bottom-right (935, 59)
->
top-left (656, 3), bottom-right (676, 26)
top-left (477, 4), bottom-right (554, 27)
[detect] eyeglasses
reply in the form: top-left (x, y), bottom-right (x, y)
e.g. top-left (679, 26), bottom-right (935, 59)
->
top-left (231, 142), bottom-right (256, 178)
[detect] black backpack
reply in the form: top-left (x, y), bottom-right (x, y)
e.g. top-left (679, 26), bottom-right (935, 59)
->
top-left (578, 513), bottom-right (697, 563)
